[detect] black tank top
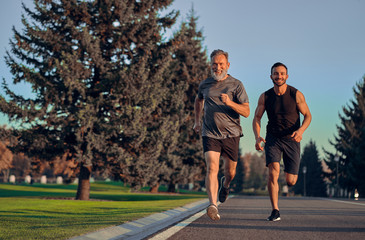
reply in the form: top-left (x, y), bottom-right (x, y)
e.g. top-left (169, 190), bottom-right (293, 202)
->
top-left (265, 85), bottom-right (300, 138)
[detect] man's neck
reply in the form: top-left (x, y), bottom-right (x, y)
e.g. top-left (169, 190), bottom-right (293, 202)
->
top-left (216, 74), bottom-right (229, 82)
top-left (274, 84), bottom-right (287, 96)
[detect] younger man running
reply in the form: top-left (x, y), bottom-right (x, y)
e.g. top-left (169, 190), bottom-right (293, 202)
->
top-left (252, 62), bottom-right (312, 221)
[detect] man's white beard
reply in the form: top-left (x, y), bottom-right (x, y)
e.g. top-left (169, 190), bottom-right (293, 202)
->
top-left (211, 69), bottom-right (228, 81)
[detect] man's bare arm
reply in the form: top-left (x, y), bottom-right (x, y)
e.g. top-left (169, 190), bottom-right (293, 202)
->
top-left (220, 93), bottom-right (250, 118)
top-left (291, 91), bottom-right (312, 142)
top-left (252, 93), bottom-right (266, 151)
top-left (193, 96), bottom-right (204, 133)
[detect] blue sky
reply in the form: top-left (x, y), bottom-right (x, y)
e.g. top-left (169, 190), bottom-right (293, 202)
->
top-left (1, 0), bottom-right (365, 158)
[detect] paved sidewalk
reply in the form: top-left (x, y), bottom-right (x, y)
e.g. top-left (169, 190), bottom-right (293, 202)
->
top-left (70, 199), bottom-right (210, 240)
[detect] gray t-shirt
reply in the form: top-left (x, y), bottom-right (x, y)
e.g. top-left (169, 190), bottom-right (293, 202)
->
top-left (197, 75), bottom-right (249, 139)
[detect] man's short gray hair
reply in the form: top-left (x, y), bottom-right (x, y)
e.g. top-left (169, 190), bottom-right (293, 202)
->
top-left (210, 49), bottom-right (229, 61)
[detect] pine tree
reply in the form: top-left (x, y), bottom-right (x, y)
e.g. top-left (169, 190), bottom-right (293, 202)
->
top-left (241, 152), bottom-right (267, 191)
top-left (294, 140), bottom-right (327, 197)
top-left (157, 9), bottom-right (210, 192)
top-left (231, 150), bottom-right (245, 193)
top-left (0, 0), bottom-right (177, 199)
top-left (326, 77), bottom-right (365, 197)
top-left (248, 153), bottom-right (267, 190)
top-left (113, 0), bottom-right (179, 190)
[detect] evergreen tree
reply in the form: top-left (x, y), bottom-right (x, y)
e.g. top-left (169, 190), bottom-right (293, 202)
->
top-left (11, 153), bottom-right (32, 181)
top-left (231, 150), bottom-right (245, 193)
top-left (241, 152), bottom-right (252, 189)
top-left (294, 140), bottom-right (327, 197)
top-left (0, 0), bottom-right (177, 199)
top-left (325, 77), bottom-right (365, 197)
top-left (242, 152), bottom-right (267, 191)
top-left (156, 9), bottom-right (210, 192)
top-left (248, 153), bottom-right (267, 190)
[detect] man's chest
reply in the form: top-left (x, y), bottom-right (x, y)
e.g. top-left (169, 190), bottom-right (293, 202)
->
top-left (201, 83), bottom-right (235, 101)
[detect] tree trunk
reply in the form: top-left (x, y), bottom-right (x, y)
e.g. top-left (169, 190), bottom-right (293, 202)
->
top-left (149, 183), bottom-right (159, 193)
top-left (2, 169), bottom-right (10, 183)
top-left (167, 183), bottom-right (176, 193)
top-left (76, 165), bottom-right (92, 200)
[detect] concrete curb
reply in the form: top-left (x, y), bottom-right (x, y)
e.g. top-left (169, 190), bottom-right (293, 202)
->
top-left (70, 199), bottom-right (210, 240)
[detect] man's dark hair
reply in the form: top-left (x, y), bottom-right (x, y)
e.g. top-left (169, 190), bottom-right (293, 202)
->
top-left (271, 62), bottom-right (288, 74)
top-left (210, 49), bottom-right (229, 61)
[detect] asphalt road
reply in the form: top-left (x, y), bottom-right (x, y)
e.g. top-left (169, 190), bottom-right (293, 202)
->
top-left (148, 196), bottom-right (365, 240)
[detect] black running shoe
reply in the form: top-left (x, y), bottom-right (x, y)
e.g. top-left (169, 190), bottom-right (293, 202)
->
top-left (218, 176), bottom-right (229, 203)
top-left (267, 209), bottom-right (281, 221)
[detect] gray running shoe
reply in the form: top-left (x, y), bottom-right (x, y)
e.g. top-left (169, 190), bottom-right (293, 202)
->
top-left (206, 204), bottom-right (220, 221)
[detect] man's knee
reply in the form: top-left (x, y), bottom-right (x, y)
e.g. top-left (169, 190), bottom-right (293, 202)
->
top-left (207, 165), bottom-right (219, 176)
top-left (205, 151), bottom-right (220, 175)
top-left (286, 174), bottom-right (298, 186)
top-left (268, 163), bottom-right (280, 182)
top-left (225, 169), bottom-right (236, 182)
top-left (286, 180), bottom-right (296, 187)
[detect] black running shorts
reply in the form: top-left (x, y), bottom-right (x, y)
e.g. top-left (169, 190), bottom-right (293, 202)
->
top-left (202, 136), bottom-right (240, 162)
top-left (264, 133), bottom-right (301, 174)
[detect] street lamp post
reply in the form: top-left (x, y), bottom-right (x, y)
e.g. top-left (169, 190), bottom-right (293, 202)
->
top-left (334, 155), bottom-right (340, 198)
top-left (303, 166), bottom-right (307, 197)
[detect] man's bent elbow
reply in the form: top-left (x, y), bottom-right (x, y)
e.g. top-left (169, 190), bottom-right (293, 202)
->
top-left (242, 107), bottom-right (250, 118)
top-left (240, 111), bottom-right (249, 118)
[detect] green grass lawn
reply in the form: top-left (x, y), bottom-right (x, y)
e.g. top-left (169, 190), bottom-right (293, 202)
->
top-left (0, 182), bottom-right (206, 240)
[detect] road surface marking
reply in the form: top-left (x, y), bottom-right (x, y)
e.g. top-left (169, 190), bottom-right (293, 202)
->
top-left (326, 199), bottom-right (365, 206)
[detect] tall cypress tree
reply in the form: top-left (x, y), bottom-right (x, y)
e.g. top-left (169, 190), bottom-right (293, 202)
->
top-left (0, 0), bottom-right (177, 199)
top-left (325, 77), bottom-right (365, 197)
top-left (294, 140), bottom-right (327, 197)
